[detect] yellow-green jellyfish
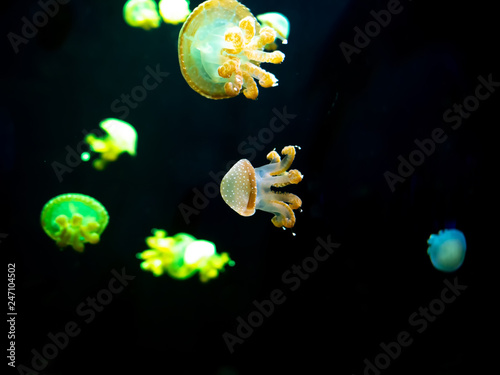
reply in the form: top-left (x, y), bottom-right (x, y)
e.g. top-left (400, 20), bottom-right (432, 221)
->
top-left (159, 0), bottom-right (191, 25)
top-left (83, 118), bottom-right (137, 170)
top-left (256, 12), bottom-right (289, 51)
top-left (427, 229), bottom-right (466, 272)
top-left (41, 194), bottom-right (109, 252)
top-left (137, 229), bottom-right (234, 282)
top-left (123, 0), bottom-right (162, 30)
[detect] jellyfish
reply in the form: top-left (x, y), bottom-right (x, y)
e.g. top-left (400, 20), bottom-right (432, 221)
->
top-left (137, 229), bottom-right (234, 282)
top-left (159, 0), bottom-right (191, 25)
top-left (178, 0), bottom-right (286, 100)
top-left (427, 229), bottom-right (466, 272)
top-left (41, 193), bottom-right (109, 252)
top-left (123, 0), bottom-right (162, 30)
top-left (83, 118), bottom-right (137, 170)
top-left (220, 145), bottom-right (303, 228)
top-left (256, 12), bottom-right (289, 51)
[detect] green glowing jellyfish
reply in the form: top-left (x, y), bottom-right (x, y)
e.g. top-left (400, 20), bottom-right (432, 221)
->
top-left (123, 0), bottom-right (162, 30)
top-left (137, 229), bottom-right (234, 282)
top-left (83, 118), bottom-right (137, 170)
top-left (427, 229), bottom-right (466, 272)
top-left (41, 194), bottom-right (109, 252)
top-left (159, 0), bottom-right (191, 25)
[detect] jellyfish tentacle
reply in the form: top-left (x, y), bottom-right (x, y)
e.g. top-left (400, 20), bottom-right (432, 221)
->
top-left (275, 192), bottom-right (302, 209)
top-left (247, 26), bottom-right (277, 49)
top-left (239, 16), bottom-right (255, 43)
top-left (219, 59), bottom-right (244, 97)
top-left (222, 27), bottom-right (244, 55)
top-left (266, 150), bottom-right (281, 163)
top-left (241, 62), bottom-right (278, 88)
top-left (80, 221), bottom-right (100, 244)
top-left (260, 199), bottom-right (296, 228)
top-left (264, 191), bottom-right (302, 210)
top-left (221, 16), bottom-right (282, 97)
top-left (243, 26), bottom-right (284, 64)
top-left (54, 215), bottom-right (72, 249)
top-left (218, 58), bottom-right (239, 78)
top-left (264, 146), bottom-right (297, 176)
top-left (286, 169), bottom-right (303, 185)
top-left (70, 213), bottom-right (83, 227)
top-left (266, 169), bottom-right (303, 188)
top-left (241, 70), bottom-right (259, 99)
top-left (85, 135), bottom-right (108, 152)
top-left (245, 49), bottom-right (285, 64)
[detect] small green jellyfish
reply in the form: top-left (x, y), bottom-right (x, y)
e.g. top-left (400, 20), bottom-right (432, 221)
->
top-left (427, 229), bottom-right (466, 272)
top-left (41, 194), bottom-right (109, 252)
top-left (159, 0), bottom-right (191, 25)
top-left (137, 229), bottom-right (234, 282)
top-left (123, 0), bottom-right (162, 30)
top-left (83, 118), bottom-right (137, 170)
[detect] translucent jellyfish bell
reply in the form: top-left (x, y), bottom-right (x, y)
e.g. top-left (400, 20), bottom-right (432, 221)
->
top-left (220, 145), bottom-right (303, 228)
top-left (159, 0), bottom-right (191, 25)
top-left (84, 118), bottom-right (138, 170)
top-left (123, 0), bottom-right (162, 30)
top-left (41, 193), bottom-right (109, 252)
top-left (184, 240), bottom-right (216, 265)
top-left (178, 0), bottom-right (285, 100)
top-left (427, 229), bottom-right (467, 272)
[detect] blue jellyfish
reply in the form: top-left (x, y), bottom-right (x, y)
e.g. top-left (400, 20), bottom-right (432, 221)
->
top-left (427, 229), bottom-right (466, 272)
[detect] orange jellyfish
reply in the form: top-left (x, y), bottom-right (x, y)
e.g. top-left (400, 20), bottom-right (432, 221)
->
top-left (220, 146), bottom-right (303, 228)
top-left (41, 194), bottom-right (109, 252)
top-left (178, 0), bottom-right (285, 100)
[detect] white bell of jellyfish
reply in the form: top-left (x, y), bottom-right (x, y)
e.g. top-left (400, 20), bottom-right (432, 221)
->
top-left (184, 240), bottom-right (216, 266)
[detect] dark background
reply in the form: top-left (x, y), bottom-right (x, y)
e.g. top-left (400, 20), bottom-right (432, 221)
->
top-left (1, 0), bottom-right (497, 374)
